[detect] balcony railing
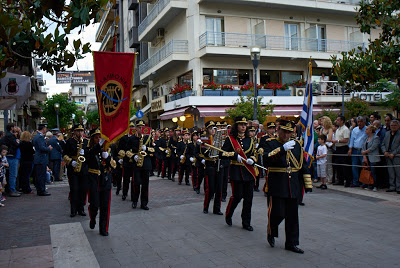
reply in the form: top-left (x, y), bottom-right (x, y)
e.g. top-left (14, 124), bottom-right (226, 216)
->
top-left (139, 40), bottom-right (188, 75)
top-left (199, 32), bottom-right (366, 54)
top-left (95, 1), bottom-right (114, 40)
top-left (138, 0), bottom-right (170, 36)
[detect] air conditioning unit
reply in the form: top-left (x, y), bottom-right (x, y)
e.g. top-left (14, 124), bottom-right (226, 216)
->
top-left (157, 28), bottom-right (165, 39)
top-left (296, 87), bottom-right (305, 97)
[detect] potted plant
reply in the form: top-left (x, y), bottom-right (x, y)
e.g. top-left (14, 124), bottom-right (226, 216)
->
top-left (240, 83), bottom-right (261, 96)
top-left (259, 84), bottom-right (274, 96)
top-left (179, 84), bottom-right (192, 98)
top-left (292, 79), bottom-right (306, 88)
top-left (264, 82), bottom-right (290, 96)
top-left (170, 84), bottom-right (192, 100)
top-left (221, 84), bottom-right (238, 96)
top-left (203, 82), bottom-right (221, 96)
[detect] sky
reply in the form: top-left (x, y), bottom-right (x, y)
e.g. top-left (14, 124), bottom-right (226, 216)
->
top-left (42, 22), bottom-right (100, 97)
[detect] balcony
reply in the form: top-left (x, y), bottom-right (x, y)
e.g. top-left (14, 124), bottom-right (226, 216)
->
top-left (129, 26), bottom-right (140, 48)
top-left (198, 0), bottom-right (359, 14)
top-left (95, 1), bottom-right (117, 42)
top-left (133, 68), bottom-right (142, 86)
top-left (139, 40), bottom-right (189, 80)
top-left (99, 22), bottom-right (116, 51)
top-left (199, 32), bottom-right (366, 60)
top-left (138, 0), bottom-right (187, 42)
top-left (128, 0), bottom-right (139, 10)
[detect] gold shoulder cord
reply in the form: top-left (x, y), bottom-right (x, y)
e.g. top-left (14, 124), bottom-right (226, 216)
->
top-left (286, 147), bottom-right (303, 170)
top-left (244, 138), bottom-right (253, 154)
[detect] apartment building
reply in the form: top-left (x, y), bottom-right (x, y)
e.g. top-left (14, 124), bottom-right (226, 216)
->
top-left (133, 0), bottom-right (384, 128)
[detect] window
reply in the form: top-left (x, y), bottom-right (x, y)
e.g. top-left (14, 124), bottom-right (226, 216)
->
top-left (178, 71), bottom-right (193, 86)
top-left (78, 98), bottom-right (83, 103)
top-left (78, 87), bottom-right (83, 95)
top-left (89, 87), bottom-right (95, 92)
top-left (203, 69), bottom-right (251, 85)
top-left (284, 24), bottom-right (299, 50)
top-left (90, 99), bottom-right (95, 103)
top-left (306, 24), bottom-right (326, 52)
top-left (206, 17), bottom-right (224, 46)
top-left (260, 70), bottom-right (303, 85)
top-left (260, 70), bottom-right (280, 84)
top-left (282, 71), bottom-right (303, 85)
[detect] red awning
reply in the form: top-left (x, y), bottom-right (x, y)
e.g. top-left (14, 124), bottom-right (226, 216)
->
top-left (160, 107), bottom-right (186, 120)
top-left (198, 106), bottom-right (231, 117)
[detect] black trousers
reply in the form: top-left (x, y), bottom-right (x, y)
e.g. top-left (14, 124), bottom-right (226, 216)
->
top-left (34, 164), bottom-right (47, 194)
top-left (19, 161), bottom-right (33, 193)
top-left (335, 146), bottom-right (351, 184)
top-left (254, 174), bottom-right (260, 190)
top-left (170, 157), bottom-right (178, 179)
top-left (162, 158), bottom-right (171, 179)
top-left (203, 165), bottom-right (222, 212)
top-left (221, 166), bottom-right (229, 200)
top-left (156, 158), bottom-right (162, 176)
top-left (225, 180), bottom-right (254, 227)
top-left (179, 164), bottom-right (190, 184)
top-left (112, 166), bottom-right (122, 191)
top-left (268, 196), bottom-right (299, 247)
top-left (49, 159), bottom-right (61, 181)
top-left (122, 166), bottom-right (133, 196)
top-left (88, 174), bottom-right (111, 234)
top-left (67, 168), bottom-right (88, 213)
top-left (194, 166), bottom-right (205, 192)
top-left (132, 170), bottom-right (149, 206)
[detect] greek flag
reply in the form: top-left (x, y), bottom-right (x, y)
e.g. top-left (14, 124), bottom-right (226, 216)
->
top-left (300, 61), bottom-right (314, 167)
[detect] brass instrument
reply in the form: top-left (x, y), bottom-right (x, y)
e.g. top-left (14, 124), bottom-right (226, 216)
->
top-left (126, 150), bottom-right (134, 162)
top-left (74, 138), bottom-right (86, 173)
top-left (180, 143), bottom-right (188, 164)
top-left (210, 128), bottom-right (230, 171)
top-left (136, 136), bottom-right (147, 167)
top-left (166, 138), bottom-right (171, 157)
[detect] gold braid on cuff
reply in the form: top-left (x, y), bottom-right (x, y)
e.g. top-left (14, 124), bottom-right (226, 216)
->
top-left (118, 150), bottom-right (126, 158)
top-left (222, 151), bottom-right (235, 157)
top-left (304, 174), bottom-right (313, 188)
top-left (268, 147), bottom-right (281, 157)
top-left (63, 155), bottom-right (72, 165)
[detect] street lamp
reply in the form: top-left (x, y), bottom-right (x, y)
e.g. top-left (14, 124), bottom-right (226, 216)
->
top-left (54, 103), bottom-right (60, 129)
top-left (250, 46), bottom-right (261, 121)
top-left (136, 99), bottom-right (141, 110)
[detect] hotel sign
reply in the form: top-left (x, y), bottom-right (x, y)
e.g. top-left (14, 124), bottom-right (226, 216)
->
top-left (151, 96), bottom-right (165, 112)
top-left (351, 92), bottom-right (390, 102)
top-left (56, 71), bottom-right (94, 84)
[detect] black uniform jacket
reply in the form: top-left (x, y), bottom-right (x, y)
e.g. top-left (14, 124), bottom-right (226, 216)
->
top-left (176, 140), bottom-right (193, 165)
top-left (63, 137), bottom-right (89, 174)
top-left (117, 135), bottom-right (132, 168)
top-left (157, 137), bottom-right (169, 160)
top-left (169, 137), bottom-right (178, 158)
top-left (220, 136), bottom-right (256, 182)
top-left (262, 138), bottom-right (308, 198)
top-left (86, 143), bottom-right (112, 189)
top-left (130, 134), bottom-right (152, 171)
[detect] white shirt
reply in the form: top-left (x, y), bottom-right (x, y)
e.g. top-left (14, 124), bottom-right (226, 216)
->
top-left (317, 144), bottom-right (328, 165)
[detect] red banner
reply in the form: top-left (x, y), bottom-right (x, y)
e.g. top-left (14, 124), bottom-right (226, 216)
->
top-left (93, 51), bottom-right (136, 149)
top-left (141, 126), bottom-right (151, 135)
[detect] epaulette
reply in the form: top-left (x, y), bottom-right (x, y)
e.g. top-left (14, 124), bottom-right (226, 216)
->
top-left (265, 137), bottom-right (276, 142)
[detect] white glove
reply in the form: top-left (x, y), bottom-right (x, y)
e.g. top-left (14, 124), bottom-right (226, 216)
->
top-left (102, 152), bottom-right (109, 159)
top-left (237, 155), bottom-right (244, 163)
top-left (134, 155), bottom-right (139, 162)
top-left (180, 155), bottom-right (184, 160)
top-left (152, 143), bottom-right (156, 146)
top-left (283, 140), bottom-right (296, 151)
top-left (201, 159), bottom-right (206, 165)
top-left (79, 149), bottom-right (84, 155)
top-left (118, 159), bottom-right (123, 164)
top-left (165, 150), bottom-right (169, 154)
top-left (71, 161), bottom-right (77, 167)
top-left (141, 145), bottom-right (147, 151)
top-left (174, 149), bottom-right (177, 153)
top-left (197, 139), bottom-right (203, 145)
top-left (190, 157), bottom-right (194, 162)
top-left (246, 158), bottom-right (254, 165)
top-left (256, 143), bottom-right (259, 148)
top-left (99, 138), bottom-right (105, 146)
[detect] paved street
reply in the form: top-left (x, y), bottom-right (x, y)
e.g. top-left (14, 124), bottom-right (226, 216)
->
top-left (1, 176), bottom-right (400, 267)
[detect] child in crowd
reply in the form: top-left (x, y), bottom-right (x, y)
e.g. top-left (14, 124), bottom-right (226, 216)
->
top-left (0, 145), bottom-right (9, 206)
top-left (316, 134), bottom-right (328, 190)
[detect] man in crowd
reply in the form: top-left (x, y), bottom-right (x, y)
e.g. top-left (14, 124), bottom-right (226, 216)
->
top-left (381, 120), bottom-right (400, 194)
top-left (332, 115), bottom-right (351, 186)
top-left (3, 123), bottom-right (20, 197)
top-left (348, 116), bottom-right (367, 187)
top-left (48, 129), bottom-right (63, 181)
top-left (33, 123), bottom-right (53, 196)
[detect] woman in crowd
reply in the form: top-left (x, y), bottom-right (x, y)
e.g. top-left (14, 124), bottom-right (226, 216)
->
top-left (321, 116), bottom-right (334, 184)
top-left (18, 131), bottom-right (35, 194)
top-left (350, 117), bottom-right (358, 131)
top-left (361, 125), bottom-right (380, 191)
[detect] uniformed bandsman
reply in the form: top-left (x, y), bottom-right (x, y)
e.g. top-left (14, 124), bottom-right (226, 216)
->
top-left (262, 119), bottom-right (312, 254)
top-left (63, 124), bottom-right (88, 217)
top-left (188, 130), bottom-right (200, 191)
top-left (221, 117), bottom-right (257, 231)
top-left (154, 129), bottom-right (163, 177)
top-left (118, 122), bottom-right (135, 200)
top-left (158, 128), bottom-right (172, 180)
top-left (219, 121), bottom-right (231, 202)
top-left (86, 129), bottom-right (115, 236)
top-left (110, 141), bottom-right (122, 195)
top-left (169, 127), bottom-right (180, 180)
top-left (248, 126), bottom-right (261, 192)
top-left (259, 122), bottom-right (276, 196)
top-left (130, 120), bottom-right (153, 210)
top-left (177, 128), bottom-right (192, 185)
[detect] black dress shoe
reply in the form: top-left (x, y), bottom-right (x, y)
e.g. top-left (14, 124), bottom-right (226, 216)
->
top-left (203, 209), bottom-right (208, 214)
top-left (299, 202), bottom-right (305, 206)
top-left (116, 189), bottom-right (120, 195)
top-left (196, 189), bottom-right (200, 194)
top-left (132, 202), bottom-right (137, 208)
top-left (122, 195), bottom-right (126, 200)
top-left (213, 211), bottom-right (223, 215)
top-left (242, 225), bottom-right (253, 231)
top-left (221, 198), bottom-right (226, 202)
top-left (178, 182), bottom-right (182, 185)
top-left (267, 235), bottom-right (275, 247)
top-left (78, 211), bottom-right (86, 216)
top-left (171, 178), bottom-right (175, 182)
top-left (225, 217), bottom-right (232, 226)
top-left (186, 182), bottom-right (190, 186)
top-left (90, 219), bottom-right (96, 229)
top-left (70, 212), bottom-right (77, 218)
top-left (386, 189), bottom-right (395, 192)
top-left (141, 205), bottom-right (149, 210)
top-left (100, 231), bottom-right (109, 236)
top-left (333, 182), bottom-right (344, 185)
top-left (38, 192), bottom-right (51, 196)
top-left (397, 191), bottom-right (400, 194)
top-left (254, 188), bottom-right (260, 192)
top-left (285, 245), bottom-right (304, 254)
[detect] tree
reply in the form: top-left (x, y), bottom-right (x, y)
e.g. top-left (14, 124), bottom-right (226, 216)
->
top-left (331, 0), bottom-right (400, 88)
top-left (344, 98), bottom-right (373, 119)
top-left (86, 109), bottom-right (99, 126)
top-left (315, 108), bottom-right (340, 124)
top-left (0, 0), bottom-right (109, 76)
top-left (225, 94), bottom-right (275, 124)
top-left (41, 94), bottom-right (79, 128)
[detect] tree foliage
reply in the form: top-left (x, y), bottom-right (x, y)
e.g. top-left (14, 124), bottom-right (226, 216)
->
top-left (331, 0), bottom-right (400, 88)
top-left (86, 109), bottom-right (99, 126)
top-left (41, 94), bottom-right (78, 128)
top-left (0, 0), bottom-right (109, 76)
top-left (225, 94), bottom-right (275, 124)
top-left (344, 98), bottom-right (373, 119)
top-left (315, 108), bottom-right (340, 124)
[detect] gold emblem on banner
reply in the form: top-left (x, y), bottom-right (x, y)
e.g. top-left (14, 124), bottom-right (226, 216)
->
top-left (100, 80), bottom-right (124, 116)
